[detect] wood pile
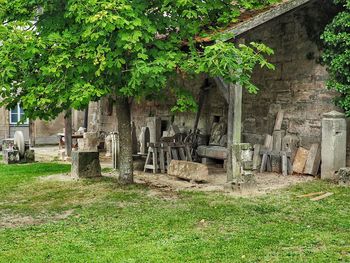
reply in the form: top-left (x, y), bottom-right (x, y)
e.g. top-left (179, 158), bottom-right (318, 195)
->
top-left (144, 142), bottom-right (192, 174)
top-left (253, 110), bottom-right (321, 176)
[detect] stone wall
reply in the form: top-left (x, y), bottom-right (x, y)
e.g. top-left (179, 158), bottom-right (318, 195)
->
top-left (0, 107), bottom-right (9, 142)
top-left (33, 113), bottom-right (65, 145)
top-left (130, 75), bottom-right (227, 138)
top-left (240, 1), bottom-right (340, 149)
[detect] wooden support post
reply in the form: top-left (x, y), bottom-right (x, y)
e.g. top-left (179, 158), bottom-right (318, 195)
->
top-left (64, 110), bottom-right (72, 157)
top-left (231, 84), bottom-right (243, 181)
top-left (282, 152), bottom-right (288, 176)
top-left (159, 147), bottom-right (165, 173)
top-left (226, 84), bottom-right (234, 182)
top-left (233, 84), bottom-right (242, 144)
top-left (185, 145), bottom-right (192, 161)
top-left (167, 145), bottom-right (172, 168)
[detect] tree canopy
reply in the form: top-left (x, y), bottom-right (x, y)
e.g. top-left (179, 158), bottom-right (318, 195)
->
top-left (322, 0), bottom-right (350, 115)
top-left (0, 0), bottom-right (276, 120)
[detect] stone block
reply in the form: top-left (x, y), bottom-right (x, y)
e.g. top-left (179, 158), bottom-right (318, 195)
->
top-left (197, 145), bottom-right (227, 160)
top-left (321, 111), bottom-right (347, 180)
top-left (263, 135), bottom-right (273, 151)
top-left (271, 156), bottom-right (281, 173)
top-left (168, 160), bottom-right (209, 183)
top-left (24, 149), bottom-right (35, 163)
top-left (230, 171), bottom-right (257, 192)
top-left (273, 130), bottom-right (285, 151)
top-left (78, 138), bottom-right (99, 152)
top-left (139, 127), bottom-right (150, 155)
top-left (83, 132), bottom-right (98, 139)
top-left (293, 147), bottom-right (309, 174)
top-left (282, 134), bottom-right (300, 162)
top-left (304, 144), bottom-right (321, 176)
top-left (2, 139), bottom-right (14, 154)
top-left (71, 151), bottom-right (102, 178)
top-left (146, 117), bottom-right (162, 143)
top-left (3, 149), bottom-right (20, 164)
top-left (242, 160), bottom-right (253, 171)
top-left (338, 168), bottom-right (350, 186)
top-left (201, 158), bottom-right (216, 165)
top-left (58, 149), bottom-right (66, 161)
top-left (252, 144), bottom-right (262, 170)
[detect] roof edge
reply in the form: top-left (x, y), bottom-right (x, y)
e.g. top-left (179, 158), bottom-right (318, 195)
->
top-left (223, 0), bottom-right (313, 38)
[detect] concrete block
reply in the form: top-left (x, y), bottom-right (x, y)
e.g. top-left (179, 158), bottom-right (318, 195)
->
top-left (168, 160), bottom-right (209, 183)
top-left (71, 151), bottom-right (101, 178)
top-left (321, 111), bottom-right (347, 180)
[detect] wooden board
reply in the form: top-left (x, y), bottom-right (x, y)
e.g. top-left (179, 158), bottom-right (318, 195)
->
top-left (310, 192), bottom-right (333, 201)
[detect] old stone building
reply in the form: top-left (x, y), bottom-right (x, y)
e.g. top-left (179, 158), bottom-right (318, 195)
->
top-left (0, 106), bottom-right (65, 145)
top-left (87, 0), bottom-right (346, 162)
top-left (1, 0), bottom-right (346, 167)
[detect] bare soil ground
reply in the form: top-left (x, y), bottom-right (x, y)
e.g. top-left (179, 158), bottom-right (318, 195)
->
top-left (33, 146), bottom-right (315, 197)
top-left (110, 168), bottom-right (314, 197)
top-left (0, 210), bottom-right (74, 228)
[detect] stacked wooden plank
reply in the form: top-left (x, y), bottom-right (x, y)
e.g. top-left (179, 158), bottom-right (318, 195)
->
top-left (253, 110), bottom-right (321, 176)
top-left (255, 110), bottom-right (293, 176)
top-left (144, 142), bottom-right (192, 174)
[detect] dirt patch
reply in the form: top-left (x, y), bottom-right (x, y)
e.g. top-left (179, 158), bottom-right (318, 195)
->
top-left (40, 173), bottom-right (77, 182)
top-left (0, 210), bottom-right (74, 229)
top-left (133, 169), bottom-right (314, 197)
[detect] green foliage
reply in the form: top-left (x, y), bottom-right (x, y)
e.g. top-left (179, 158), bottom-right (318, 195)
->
top-left (0, 0), bottom-right (277, 120)
top-left (321, 0), bottom-right (350, 115)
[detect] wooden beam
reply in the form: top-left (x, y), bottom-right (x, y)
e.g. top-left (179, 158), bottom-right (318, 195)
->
top-left (213, 77), bottom-right (229, 103)
top-left (223, 0), bottom-right (312, 39)
top-left (233, 84), bottom-right (242, 143)
top-left (229, 84), bottom-right (243, 182)
top-left (226, 84), bottom-right (235, 182)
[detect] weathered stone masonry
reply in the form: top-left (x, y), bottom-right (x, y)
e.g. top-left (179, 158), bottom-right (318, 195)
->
top-left (87, 1), bottom-right (350, 166)
top-left (240, 1), bottom-right (342, 154)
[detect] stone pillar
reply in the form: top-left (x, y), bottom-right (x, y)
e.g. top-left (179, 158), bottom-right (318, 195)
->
top-left (228, 143), bottom-right (256, 191)
top-left (77, 132), bottom-right (99, 152)
top-left (146, 117), bottom-right (161, 143)
top-left (71, 151), bottom-right (101, 178)
top-left (321, 111), bottom-right (346, 180)
top-left (139, 127), bottom-right (150, 155)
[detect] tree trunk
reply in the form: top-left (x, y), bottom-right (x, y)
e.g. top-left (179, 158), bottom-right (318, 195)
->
top-left (115, 97), bottom-right (134, 184)
top-left (64, 110), bottom-right (72, 157)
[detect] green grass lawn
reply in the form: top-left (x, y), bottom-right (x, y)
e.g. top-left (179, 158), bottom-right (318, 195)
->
top-left (0, 160), bottom-right (349, 262)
